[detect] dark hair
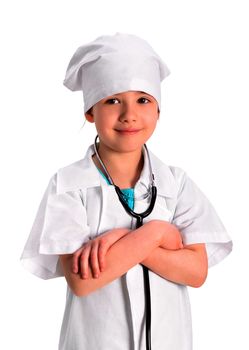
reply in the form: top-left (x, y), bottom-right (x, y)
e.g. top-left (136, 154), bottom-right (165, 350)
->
top-left (86, 107), bottom-right (93, 115)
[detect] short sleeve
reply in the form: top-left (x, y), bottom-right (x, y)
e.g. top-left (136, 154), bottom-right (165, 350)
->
top-left (20, 173), bottom-right (91, 279)
top-left (172, 171), bottom-right (233, 267)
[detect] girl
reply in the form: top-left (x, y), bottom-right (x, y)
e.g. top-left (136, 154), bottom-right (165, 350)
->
top-left (21, 33), bottom-right (232, 350)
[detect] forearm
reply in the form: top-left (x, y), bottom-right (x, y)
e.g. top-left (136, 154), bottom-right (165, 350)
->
top-left (60, 221), bottom-right (161, 297)
top-left (141, 243), bottom-right (208, 288)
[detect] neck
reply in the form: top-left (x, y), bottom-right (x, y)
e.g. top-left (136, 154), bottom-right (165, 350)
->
top-left (93, 143), bottom-right (144, 189)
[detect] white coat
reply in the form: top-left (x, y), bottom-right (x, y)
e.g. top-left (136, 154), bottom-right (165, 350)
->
top-left (20, 144), bottom-right (232, 350)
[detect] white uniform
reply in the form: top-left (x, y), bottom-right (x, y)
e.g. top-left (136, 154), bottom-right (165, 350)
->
top-left (20, 144), bottom-right (232, 350)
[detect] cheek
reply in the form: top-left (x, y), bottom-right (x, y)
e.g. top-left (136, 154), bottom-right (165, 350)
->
top-left (145, 113), bottom-right (158, 128)
top-left (149, 121), bottom-right (158, 136)
top-left (94, 118), bottom-right (113, 137)
top-left (148, 119), bottom-right (158, 138)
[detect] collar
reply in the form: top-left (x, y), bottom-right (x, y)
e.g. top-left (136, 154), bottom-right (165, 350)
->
top-left (56, 144), bottom-right (176, 198)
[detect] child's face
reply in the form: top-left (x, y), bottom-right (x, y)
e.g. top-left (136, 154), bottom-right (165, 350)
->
top-left (85, 90), bottom-right (159, 154)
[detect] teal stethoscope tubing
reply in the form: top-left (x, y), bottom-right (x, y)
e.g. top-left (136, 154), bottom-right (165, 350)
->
top-left (94, 135), bottom-right (157, 350)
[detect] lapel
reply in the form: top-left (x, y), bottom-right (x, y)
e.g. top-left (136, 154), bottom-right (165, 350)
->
top-left (55, 144), bottom-right (178, 229)
top-left (56, 144), bottom-right (178, 198)
top-left (56, 145), bottom-right (101, 194)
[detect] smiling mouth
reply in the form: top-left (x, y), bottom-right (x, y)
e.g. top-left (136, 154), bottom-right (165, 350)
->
top-left (115, 129), bottom-right (141, 135)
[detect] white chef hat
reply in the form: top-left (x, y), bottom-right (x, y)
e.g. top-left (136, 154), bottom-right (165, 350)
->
top-left (63, 32), bottom-right (170, 113)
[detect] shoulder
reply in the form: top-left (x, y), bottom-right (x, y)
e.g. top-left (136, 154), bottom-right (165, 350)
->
top-left (57, 157), bottom-right (86, 182)
top-left (149, 150), bottom-right (185, 178)
top-left (148, 151), bottom-right (187, 198)
top-left (48, 146), bottom-right (100, 194)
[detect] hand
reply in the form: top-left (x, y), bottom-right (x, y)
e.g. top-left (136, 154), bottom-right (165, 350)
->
top-left (149, 220), bottom-right (183, 250)
top-left (72, 228), bottom-right (130, 279)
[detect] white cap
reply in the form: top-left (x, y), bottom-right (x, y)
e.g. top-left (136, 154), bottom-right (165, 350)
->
top-left (63, 33), bottom-right (170, 113)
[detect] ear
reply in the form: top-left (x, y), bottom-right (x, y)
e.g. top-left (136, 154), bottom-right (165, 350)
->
top-left (85, 108), bottom-right (95, 123)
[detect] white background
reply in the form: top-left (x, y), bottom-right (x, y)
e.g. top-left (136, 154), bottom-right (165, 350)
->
top-left (1, 0), bottom-right (248, 349)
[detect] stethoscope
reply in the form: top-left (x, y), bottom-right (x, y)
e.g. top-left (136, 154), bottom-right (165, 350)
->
top-left (94, 135), bottom-right (157, 350)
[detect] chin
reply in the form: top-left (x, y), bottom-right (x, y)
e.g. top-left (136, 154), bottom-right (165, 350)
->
top-left (99, 136), bottom-right (148, 154)
top-left (113, 142), bottom-right (145, 154)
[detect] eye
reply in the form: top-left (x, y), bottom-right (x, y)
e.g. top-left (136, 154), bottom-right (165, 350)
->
top-left (138, 97), bottom-right (150, 104)
top-left (105, 98), bottom-right (119, 104)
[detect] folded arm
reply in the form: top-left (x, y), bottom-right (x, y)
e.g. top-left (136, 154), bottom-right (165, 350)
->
top-left (59, 220), bottom-right (208, 297)
top-left (59, 221), bottom-right (163, 297)
top-left (141, 243), bottom-right (208, 288)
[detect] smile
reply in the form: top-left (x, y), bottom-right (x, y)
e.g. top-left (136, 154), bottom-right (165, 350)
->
top-left (115, 129), bottom-right (141, 135)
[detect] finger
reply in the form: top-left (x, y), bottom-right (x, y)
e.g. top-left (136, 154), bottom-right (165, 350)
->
top-left (72, 248), bottom-right (83, 274)
top-left (80, 245), bottom-right (91, 279)
top-left (90, 241), bottom-right (100, 278)
top-left (98, 241), bottom-right (108, 272)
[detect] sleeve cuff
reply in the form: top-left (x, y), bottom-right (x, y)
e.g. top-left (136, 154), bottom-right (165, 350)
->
top-left (39, 238), bottom-right (90, 255)
top-left (21, 238), bottom-right (90, 280)
top-left (181, 231), bottom-right (233, 267)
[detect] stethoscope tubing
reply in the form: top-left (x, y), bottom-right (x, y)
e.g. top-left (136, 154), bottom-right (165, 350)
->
top-left (115, 185), bottom-right (157, 350)
top-left (94, 135), bottom-right (157, 350)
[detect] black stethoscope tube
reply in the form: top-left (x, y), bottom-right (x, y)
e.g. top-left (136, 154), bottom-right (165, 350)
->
top-left (115, 185), bottom-right (157, 350)
top-left (94, 136), bottom-right (157, 350)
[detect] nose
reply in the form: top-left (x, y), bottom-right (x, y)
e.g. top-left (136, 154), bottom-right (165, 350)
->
top-left (118, 100), bottom-right (137, 123)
